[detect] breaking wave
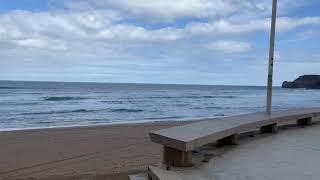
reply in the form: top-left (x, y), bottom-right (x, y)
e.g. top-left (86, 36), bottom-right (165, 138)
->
top-left (122, 95), bottom-right (237, 100)
top-left (110, 108), bottom-right (144, 113)
top-left (44, 96), bottom-right (88, 101)
top-left (20, 109), bottom-right (89, 115)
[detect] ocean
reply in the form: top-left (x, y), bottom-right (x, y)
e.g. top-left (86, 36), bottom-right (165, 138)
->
top-left (0, 80), bottom-right (319, 131)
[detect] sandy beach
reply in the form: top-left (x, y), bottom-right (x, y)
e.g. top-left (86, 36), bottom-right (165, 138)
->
top-left (0, 121), bottom-right (191, 180)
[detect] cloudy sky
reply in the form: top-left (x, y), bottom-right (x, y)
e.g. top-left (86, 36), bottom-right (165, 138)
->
top-left (0, 0), bottom-right (320, 85)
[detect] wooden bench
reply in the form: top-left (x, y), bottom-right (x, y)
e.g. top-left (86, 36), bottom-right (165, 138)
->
top-left (149, 108), bottom-right (320, 167)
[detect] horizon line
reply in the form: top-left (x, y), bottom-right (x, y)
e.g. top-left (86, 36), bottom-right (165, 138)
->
top-left (0, 79), bottom-right (281, 88)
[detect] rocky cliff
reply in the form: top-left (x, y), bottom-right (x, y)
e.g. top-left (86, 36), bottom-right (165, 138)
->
top-left (282, 75), bottom-right (320, 89)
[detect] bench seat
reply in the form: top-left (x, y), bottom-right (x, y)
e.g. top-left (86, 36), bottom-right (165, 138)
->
top-left (149, 108), bottom-right (320, 167)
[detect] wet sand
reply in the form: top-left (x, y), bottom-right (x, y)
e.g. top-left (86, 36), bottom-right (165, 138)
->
top-left (0, 121), bottom-right (192, 180)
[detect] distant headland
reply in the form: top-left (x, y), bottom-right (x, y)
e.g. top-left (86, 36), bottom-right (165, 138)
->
top-left (282, 75), bottom-right (320, 89)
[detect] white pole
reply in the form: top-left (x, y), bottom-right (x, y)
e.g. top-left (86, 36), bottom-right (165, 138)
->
top-left (266, 0), bottom-right (278, 115)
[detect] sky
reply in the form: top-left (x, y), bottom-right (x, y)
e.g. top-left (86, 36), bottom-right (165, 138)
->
top-left (0, 0), bottom-right (320, 86)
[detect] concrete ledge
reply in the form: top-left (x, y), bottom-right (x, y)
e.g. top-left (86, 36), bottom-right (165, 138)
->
top-left (148, 122), bottom-right (320, 180)
top-left (150, 108), bottom-right (320, 152)
top-left (150, 108), bottom-right (320, 168)
top-left (148, 165), bottom-right (184, 180)
top-left (129, 173), bottom-right (148, 180)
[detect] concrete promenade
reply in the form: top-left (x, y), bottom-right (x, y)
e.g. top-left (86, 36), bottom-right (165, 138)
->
top-left (148, 121), bottom-right (320, 180)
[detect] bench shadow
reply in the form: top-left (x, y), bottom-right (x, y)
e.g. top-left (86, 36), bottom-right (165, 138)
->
top-left (190, 120), bottom-right (320, 168)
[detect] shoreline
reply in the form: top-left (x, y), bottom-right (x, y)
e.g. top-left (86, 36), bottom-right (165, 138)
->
top-left (0, 120), bottom-right (195, 180)
top-left (2, 110), bottom-right (317, 180)
top-left (0, 116), bottom-right (215, 133)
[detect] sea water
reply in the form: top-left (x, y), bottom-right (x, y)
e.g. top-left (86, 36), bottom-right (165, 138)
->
top-left (0, 80), bottom-right (319, 131)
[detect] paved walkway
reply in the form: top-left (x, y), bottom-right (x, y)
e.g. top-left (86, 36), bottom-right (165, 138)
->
top-left (151, 123), bottom-right (320, 180)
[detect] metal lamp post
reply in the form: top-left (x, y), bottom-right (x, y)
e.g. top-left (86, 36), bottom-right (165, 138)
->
top-left (266, 0), bottom-right (278, 115)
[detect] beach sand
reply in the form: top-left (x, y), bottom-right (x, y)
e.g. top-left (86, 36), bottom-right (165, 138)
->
top-left (0, 121), bottom-right (191, 180)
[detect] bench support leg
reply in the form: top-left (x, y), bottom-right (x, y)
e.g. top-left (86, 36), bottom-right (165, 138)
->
top-left (297, 117), bottom-right (312, 126)
top-left (163, 146), bottom-right (192, 167)
top-left (217, 134), bottom-right (238, 145)
top-left (260, 123), bottom-right (278, 133)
